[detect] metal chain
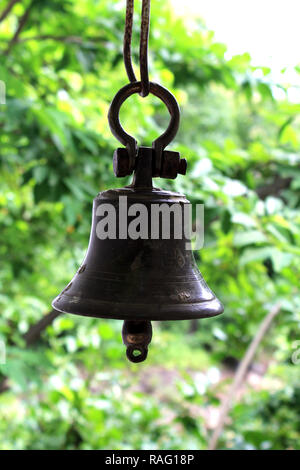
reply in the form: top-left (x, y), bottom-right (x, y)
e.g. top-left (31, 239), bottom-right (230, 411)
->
top-left (123, 0), bottom-right (151, 97)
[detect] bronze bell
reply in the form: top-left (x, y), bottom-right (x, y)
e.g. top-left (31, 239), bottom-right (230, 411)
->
top-left (52, 82), bottom-right (223, 362)
top-left (52, 179), bottom-right (223, 323)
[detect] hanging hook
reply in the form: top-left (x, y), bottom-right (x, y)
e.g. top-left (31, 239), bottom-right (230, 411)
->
top-left (110, 0), bottom-right (184, 177)
top-left (108, 81), bottom-right (180, 174)
top-left (123, 0), bottom-right (151, 97)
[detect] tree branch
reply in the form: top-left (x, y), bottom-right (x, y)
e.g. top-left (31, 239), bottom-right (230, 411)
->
top-left (23, 309), bottom-right (61, 346)
top-left (208, 302), bottom-right (281, 450)
top-left (4, 0), bottom-right (34, 55)
top-left (0, 309), bottom-right (61, 394)
top-left (0, 0), bottom-right (20, 24)
top-left (17, 34), bottom-right (107, 44)
top-left (256, 176), bottom-right (292, 200)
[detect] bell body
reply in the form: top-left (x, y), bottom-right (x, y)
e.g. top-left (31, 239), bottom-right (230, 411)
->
top-left (52, 186), bottom-right (223, 321)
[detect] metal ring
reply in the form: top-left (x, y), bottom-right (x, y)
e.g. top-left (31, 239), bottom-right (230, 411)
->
top-left (126, 345), bottom-right (148, 363)
top-left (108, 81), bottom-right (180, 175)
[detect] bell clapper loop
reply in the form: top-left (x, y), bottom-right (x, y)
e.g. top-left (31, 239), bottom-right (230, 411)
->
top-left (122, 320), bottom-right (153, 363)
top-left (126, 345), bottom-right (148, 363)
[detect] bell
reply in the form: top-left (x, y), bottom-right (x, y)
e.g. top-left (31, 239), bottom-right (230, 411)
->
top-left (52, 81), bottom-right (224, 362)
top-left (52, 146), bottom-right (223, 362)
top-left (52, 185), bottom-right (223, 321)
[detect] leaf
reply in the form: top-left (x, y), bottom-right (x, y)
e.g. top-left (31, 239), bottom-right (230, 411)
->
top-left (257, 82), bottom-right (273, 101)
top-left (1, 347), bottom-right (52, 389)
top-left (31, 106), bottom-right (71, 151)
top-left (240, 246), bottom-right (292, 271)
top-left (278, 117), bottom-right (294, 139)
top-left (232, 213), bottom-right (257, 228)
top-left (64, 178), bottom-right (90, 201)
top-left (270, 250), bottom-right (293, 271)
top-left (239, 247), bottom-right (275, 265)
top-left (234, 230), bottom-right (267, 247)
top-left (223, 180), bottom-right (247, 197)
top-left (221, 210), bottom-right (232, 234)
top-left (33, 166), bottom-right (48, 184)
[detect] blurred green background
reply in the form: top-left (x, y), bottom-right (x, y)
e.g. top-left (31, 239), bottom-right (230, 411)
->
top-left (0, 0), bottom-right (300, 450)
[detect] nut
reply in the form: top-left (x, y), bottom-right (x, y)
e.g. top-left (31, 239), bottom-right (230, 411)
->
top-left (178, 158), bottom-right (187, 175)
top-left (113, 148), bottom-right (131, 177)
top-left (160, 151), bottom-right (187, 179)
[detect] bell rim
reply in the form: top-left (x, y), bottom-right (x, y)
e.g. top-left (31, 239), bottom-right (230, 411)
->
top-left (52, 295), bottom-right (224, 321)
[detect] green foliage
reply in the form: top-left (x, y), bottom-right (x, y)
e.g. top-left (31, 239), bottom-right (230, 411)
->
top-left (0, 0), bottom-right (299, 450)
top-left (222, 366), bottom-right (300, 450)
